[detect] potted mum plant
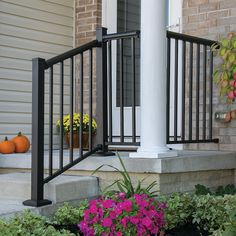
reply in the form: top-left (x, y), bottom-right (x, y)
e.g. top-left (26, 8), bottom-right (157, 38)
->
top-left (212, 32), bottom-right (236, 103)
top-left (56, 113), bottom-right (97, 149)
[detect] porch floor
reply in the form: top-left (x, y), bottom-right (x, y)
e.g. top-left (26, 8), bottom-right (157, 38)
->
top-left (0, 149), bottom-right (236, 174)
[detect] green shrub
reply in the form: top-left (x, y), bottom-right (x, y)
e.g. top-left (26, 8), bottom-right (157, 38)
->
top-left (162, 192), bottom-right (236, 235)
top-left (0, 210), bottom-right (75, 236)
top-left (191, 194), bottom-right (236, 233)
top-left (195, 184), bottom-right (236, 196)
top-left (160, 193), bottom-right (194, 230)
top-left (53, 201), bottom-right (88, 225)
top-left (220, 208), bottom-right (236, 236)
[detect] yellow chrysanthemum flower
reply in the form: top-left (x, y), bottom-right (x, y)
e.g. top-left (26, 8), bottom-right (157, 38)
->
top-left (56, 113), bottom-right (97, 134)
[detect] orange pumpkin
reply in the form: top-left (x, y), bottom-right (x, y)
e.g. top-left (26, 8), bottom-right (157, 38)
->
top-left (11, 132), bottom-right (30, 153)
top-left (231, 110), bottom-right (236, 119)
top-left (0, 137), bottom-right (15, 154)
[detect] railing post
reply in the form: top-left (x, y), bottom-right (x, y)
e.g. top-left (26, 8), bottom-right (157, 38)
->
top-left (96, 27), bottom-right (114, 155)
top-left (23, 58), bottom-right (52, 207)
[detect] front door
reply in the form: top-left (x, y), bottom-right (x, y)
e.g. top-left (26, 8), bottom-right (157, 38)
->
top-left (102, 0), bottom-right (141, 143)
top-left (102, 0), bottom-right (183, 146)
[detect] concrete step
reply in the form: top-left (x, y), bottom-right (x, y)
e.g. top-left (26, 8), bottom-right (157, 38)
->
top-left (0, 172), bottom-right (99, 203)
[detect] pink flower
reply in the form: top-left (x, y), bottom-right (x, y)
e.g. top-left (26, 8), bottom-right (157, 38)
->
top-left (109, 210), bottom-right (117, 219)
top-left (119, 200), bottom-right (132, 212)
top-left (228, 91), bottom-right (235, 99)
top-left (130, 216), bottom-right (139, 225)
top-left (90, 204), bottom-right (98, 214)
top-left (118, 192), bottom-right (126, 199)
top-left (142, 216), bottom-right (152, 229)
top-left (102, 199), bottom-right (113, 209)
top-left (114, 205), bottom-right (122, 216)
top-left (120, 218), bottom-right (127, 228)
top-left (102, 218), bottom-right (113, 227)
top-left (115, 232), bottom-right (122, 236)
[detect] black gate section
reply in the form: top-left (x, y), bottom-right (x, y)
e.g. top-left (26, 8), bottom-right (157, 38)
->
top-left (166, 31), bottom-right (219, 144)
top-left (23, 28), bottom-right (219, 207)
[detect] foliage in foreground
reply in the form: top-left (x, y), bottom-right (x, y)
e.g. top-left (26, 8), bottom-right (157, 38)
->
top-left (160, 193), bottom-right (236, 236)
top-left (0, 210), bottom-right (74, 236)
top-left (52, 201), bottom-right (87, 225)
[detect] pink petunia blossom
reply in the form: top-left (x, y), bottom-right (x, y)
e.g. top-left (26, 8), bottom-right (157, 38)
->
top-left (102, 218), bottom-right (113, 227)
top-left (142, 216), bottom-right (152, 228)
top-left (102, 199), bottom-right (113, 209)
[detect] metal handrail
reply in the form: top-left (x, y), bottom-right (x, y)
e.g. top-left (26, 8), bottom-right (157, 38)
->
top-left (45, 40), bottom-right (100, 68)
top-left (167, 31), bottom-right (218, 46)
top-left (103, 30), bottom-right (140, 41)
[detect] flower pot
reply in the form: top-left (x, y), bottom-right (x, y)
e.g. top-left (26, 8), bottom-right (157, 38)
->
top-left (65, 132), bottom-right (93, 149)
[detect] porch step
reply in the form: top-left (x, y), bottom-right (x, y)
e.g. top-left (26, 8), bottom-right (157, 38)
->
top-left (0, 173), bottom-right (99, 203)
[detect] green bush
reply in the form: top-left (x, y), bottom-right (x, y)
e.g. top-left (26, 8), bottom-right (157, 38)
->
top-left (53, 201), bottom-right (88, 225)
top-left (192, 194), bottom-right (236, 233)
top-left (221, 208), bottom-right (236, 236)
top-left (162, 193), bottom-right (236, 235)
top-left (0, 210), bottom-right (75, 236)
top-left (160, 193), bottom-right (194, 230)
top-left (195, 184), bottom-right (236, 196)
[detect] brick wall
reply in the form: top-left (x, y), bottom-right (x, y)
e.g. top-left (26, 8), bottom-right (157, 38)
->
top-left (182, 0), bottom-right (236, 151)
top-left (74, 0), bottom-right (102, 115)
top-left (75, 0), bottom-right (102, 46)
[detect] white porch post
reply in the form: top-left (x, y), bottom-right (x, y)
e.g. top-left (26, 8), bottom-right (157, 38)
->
top-left (130, 0), bottom-right (177, 158)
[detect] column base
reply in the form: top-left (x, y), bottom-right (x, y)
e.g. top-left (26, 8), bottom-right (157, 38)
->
top-left (129, 146), bottom-right (178, 159)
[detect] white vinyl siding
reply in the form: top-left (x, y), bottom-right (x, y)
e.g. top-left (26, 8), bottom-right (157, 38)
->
top-left (0, 0), bottom-right (73, 146)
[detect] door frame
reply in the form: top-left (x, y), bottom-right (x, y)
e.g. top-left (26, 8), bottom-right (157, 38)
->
top-left (102, 0), bottom-right (184, 148)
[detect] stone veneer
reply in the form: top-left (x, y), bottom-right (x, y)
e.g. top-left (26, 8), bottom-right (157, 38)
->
top-left (182, 0), bottom-right (236, 151)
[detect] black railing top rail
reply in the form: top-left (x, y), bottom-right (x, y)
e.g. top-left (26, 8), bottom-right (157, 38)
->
top-left (45, 40), bottom-right (100, 69)
top-left (103, 30), bottom-right (140, 42)
top-left (167, 30), bottom-right (217, 46)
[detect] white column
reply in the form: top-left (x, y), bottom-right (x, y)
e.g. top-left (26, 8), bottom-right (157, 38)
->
top-left (130, 0), bottom-right (177, 158)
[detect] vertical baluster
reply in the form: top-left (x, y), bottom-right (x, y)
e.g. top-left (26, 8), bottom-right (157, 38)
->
top-left (108, 41), bottom-right (113, 143)
top-left (189, 43), bottom-right (193, 141)
top-left (59, 61), bottom-right (64, 170)
top-left (49, 66), bottom-right (53, 176)
top-left (89, 49), bottom-right (93, 151)
top-left (80, 53), bottom-right (84, 156)
top-left (196, 44), bottom-right (200, 140)
top-left (131, 37), bottom-right (136, 143)
top-left (69, 57), bottom-right (74, 162)
top-left (166, 37), bottom-right (171, 143)
top-left (119, 39), bottom-right (124, 143)
top-left (203, 45), bottom-right (207, 140)
top-left (181, 41), bottom-right (186, 141)
top-left (209, 49), bottom-right (213, 139)
top-left (174, 39), bottom-right (178, 141)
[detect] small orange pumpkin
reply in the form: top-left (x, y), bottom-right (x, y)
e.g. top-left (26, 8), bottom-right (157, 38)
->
top-left (11, 132), bottom-right (30, 153)
top-left (0, 137), bottom-right (15, 154)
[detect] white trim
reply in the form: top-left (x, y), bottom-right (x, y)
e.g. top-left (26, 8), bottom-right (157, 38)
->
top-left (102, 0), bottom-right (117, 33)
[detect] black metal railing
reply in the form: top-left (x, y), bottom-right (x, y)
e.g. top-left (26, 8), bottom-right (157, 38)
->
top-left (166, 31), bottom-right (219, 144)
top-left (23, 27), bottom-right (219, 206)
top-left (23, 28), bottom-right (140, 207)
top-left (101, 29), bottom-right (140, 147)
top-left (23, 37), bottom-right (103, 206)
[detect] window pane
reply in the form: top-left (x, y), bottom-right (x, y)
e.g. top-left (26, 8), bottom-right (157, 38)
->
top-left (116, 0), bottom-right (140, 107)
